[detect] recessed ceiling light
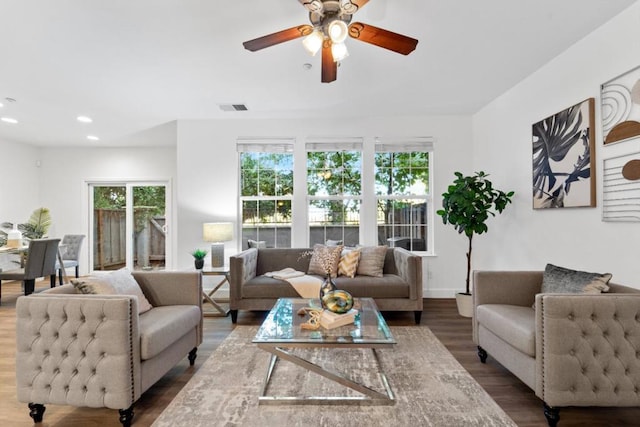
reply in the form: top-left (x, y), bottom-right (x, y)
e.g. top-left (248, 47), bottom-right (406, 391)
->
top-left (1, 117), bottom-right (18, 124)
top-left (0, 102), bottom-right (3, 108)
top-left (87, 135), bottom-right (99, 141)
top-left (77, 116), bottom-right (93, 123)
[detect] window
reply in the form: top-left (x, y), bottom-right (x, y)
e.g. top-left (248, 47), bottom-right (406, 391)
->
top-left (306, 139), bottom-right (362, 246)
top-left (237, 136), bottom-right (434, 253)
top-left (238, 139), bottom-right (294, 248)
top-left (89, 181), bottom-right (169, 272)
top-left (375, 138), bottom-right (433, 252)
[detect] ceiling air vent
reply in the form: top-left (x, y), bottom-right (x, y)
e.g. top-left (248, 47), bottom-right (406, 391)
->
top-left (219, 104), bottom-right (248, 112)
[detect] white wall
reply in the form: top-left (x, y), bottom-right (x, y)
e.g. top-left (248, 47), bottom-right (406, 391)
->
top-left (0, 139), bottom-right (40, 271)
top-left (38, 146), bottom-right (177, 275)
top-left (176, 115), bottom-right (473, 297)
top-left (472, 3), bottom-right (640, 287)
top-left (0, 138), bottom-right (40, 223)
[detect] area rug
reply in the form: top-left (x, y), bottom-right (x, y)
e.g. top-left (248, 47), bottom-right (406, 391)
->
top-left (152, 326), bottom-right (516, 427)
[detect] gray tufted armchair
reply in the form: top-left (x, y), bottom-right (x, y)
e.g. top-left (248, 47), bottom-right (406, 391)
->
top-left (15, 271), bottom-right (202, 426)
top-left (473, 270), bottom-right (640, 426)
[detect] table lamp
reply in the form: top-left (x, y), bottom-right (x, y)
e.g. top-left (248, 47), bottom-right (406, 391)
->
top-left (203, 222), bottom-right (233, 268)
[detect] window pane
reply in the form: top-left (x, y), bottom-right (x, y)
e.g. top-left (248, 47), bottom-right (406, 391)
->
top-left (241, 169), bottom-right (258, 197)
top-left (276, 170), bottom-right (293, 196)
top-left (307, 151), bottom-right (361, 196)
top-left (411, 152), bottom-right (429, 168)
top-left (375, 152), bottom-right (430, 197)
top-left (275, 200), bottom-right (291, 224)
top-left (377, 199), bottom-right (427, 251)
top-left (259, 170), bottom-right (276, 196)
top-left (308, 199), bottom-right (360, 246)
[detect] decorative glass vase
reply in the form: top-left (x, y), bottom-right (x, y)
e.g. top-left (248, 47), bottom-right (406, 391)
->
top-left (319, 275), bottom-right (337, 308)
top-left (322, 290), bottom-right (354, 314)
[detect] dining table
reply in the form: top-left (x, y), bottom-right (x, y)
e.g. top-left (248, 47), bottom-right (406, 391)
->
top-left (0, 243), bottom-right (68, 283)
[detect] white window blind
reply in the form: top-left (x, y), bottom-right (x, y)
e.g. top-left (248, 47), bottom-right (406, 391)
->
top-left (305, 137), bottom-right (363, 152)
top-left (236, 137), bottom-right (295, 153)
top-left (374, 136), bottom-right (435, 153)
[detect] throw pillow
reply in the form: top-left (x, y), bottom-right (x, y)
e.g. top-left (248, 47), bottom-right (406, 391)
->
top-left (338, 248), bottom-right (361, 278)
top-left (307, 244), bottom-right (343, 278)
top-left (248, 239), bottom-right (267, 249)
top-left (71, 267), bottom-right (153, 314)
top-left (356, 246), bottom-right (388, 278)
top-left (541, 263), bottom-right (612, 294)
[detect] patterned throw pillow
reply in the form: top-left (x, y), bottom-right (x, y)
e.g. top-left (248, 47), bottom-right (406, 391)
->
top-left (307, 244), bottom-right (343, 278)
top-left (541, 263), bottom-right (612, 294)
top-left (338, 248), bottom-right (361, 278)
top-left (356, 246), bottom-right (388, 278)
top-left (71, 267), bottom-right (153, 314)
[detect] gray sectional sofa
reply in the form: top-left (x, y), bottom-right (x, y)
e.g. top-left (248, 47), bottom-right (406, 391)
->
top-left (229, 247), bottom-right (423, 323)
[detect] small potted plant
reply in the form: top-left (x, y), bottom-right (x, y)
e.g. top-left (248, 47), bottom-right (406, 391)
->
top-left (437, 171), bottom-right (514, 317)
top-left (191, 249), bottom-right (208, 270)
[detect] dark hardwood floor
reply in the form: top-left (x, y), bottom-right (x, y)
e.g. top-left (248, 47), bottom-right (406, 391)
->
top-left (0, 279), bottom-right (637, 426)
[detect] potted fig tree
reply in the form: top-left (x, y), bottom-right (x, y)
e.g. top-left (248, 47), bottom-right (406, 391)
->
top-left (437, 171), bottom-right (514, 317)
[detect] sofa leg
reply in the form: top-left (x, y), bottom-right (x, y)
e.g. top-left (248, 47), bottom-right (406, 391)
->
top-left (543, 403), bottom-right (560, 427)
top-left (414, 310), bottom-right (422, 324)
top-left (119, 406), bottom-right (134, 427)
top-left (231, 309), bottom-right (238, 324)
top-left (188, 347), bottom-right (197, 366)
top-left (477, 346), bottom-right (488, 363)
top-left (28, 403), bottom-right (46, 422)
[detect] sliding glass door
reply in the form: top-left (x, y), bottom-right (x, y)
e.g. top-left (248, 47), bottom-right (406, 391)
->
top-left (90, 182), bottom-right (169, 272)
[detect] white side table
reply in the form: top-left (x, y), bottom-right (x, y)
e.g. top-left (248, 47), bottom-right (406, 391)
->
top-left (200, 266), bottom-right (230, 317)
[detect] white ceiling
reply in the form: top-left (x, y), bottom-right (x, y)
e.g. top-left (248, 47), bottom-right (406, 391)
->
top-left (0, 0), bottom-right (636, 147)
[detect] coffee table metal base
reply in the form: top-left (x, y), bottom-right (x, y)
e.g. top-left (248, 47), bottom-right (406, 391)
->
top-left (257, 345), bottom-right (395, 406)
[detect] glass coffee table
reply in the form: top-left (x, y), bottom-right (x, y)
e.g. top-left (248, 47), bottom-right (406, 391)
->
top-left (253, 297), bottom-right (396, 405)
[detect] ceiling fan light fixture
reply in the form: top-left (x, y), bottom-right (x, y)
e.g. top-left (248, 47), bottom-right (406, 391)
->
top-left (302, 30), bottom-right (324, 56)
top-left (303, 0), bottom-right (323, 13)
top-left (328, 20), bottom-right (348, 43)
top-left (340, 0), bottom-right (358, 14)
top-left (331, 42), bottom-right (349, 62)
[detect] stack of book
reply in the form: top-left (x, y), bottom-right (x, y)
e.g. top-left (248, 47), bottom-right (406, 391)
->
top-left (320, 309), bottom-right (358, 329)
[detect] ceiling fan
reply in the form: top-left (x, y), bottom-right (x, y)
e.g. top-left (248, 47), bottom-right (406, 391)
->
top-left (242, 0), bottom-right (418, 83)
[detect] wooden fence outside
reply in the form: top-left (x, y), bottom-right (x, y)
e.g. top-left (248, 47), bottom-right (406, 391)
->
top-left (93, 209), bottom-right (166, 270)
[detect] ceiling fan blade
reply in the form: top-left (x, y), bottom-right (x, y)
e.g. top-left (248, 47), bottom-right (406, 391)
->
top-left (348, 22), bottom-right (418, 55)
top-left (321, 41), bottom-right (337, 83)
top-left (350, 0), bottom-right (370, 9)
top-left (243, 25), bottom-right (313, 52)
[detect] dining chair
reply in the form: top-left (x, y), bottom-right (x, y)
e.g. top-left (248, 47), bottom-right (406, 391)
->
top-left (55, 234), bottom-right (85, 285)
top-left (0, 238), bottom-right (60, 304)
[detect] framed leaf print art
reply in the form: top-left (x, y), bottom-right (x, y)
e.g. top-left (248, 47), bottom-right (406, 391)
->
top-left (532, 98), bottom-right (596, 209)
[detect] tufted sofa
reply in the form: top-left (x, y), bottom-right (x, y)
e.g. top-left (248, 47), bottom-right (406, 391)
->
top-left (473, 270), bottom-right (640, 426)
top-left (15, 271), bottom-right (202, 426)
top-left (230, 247), bottom-right (423, 324)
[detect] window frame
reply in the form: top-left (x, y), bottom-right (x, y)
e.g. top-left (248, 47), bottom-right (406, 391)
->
top-left (374, 138), bottom-right (434, 254)
top-left (237, 138), bottom-right (295, 249)
top-left (305, 139), bottom-right (363, 247)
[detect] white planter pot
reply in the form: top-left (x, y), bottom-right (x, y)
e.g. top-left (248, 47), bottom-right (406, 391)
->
top-left (455, 293), bottom-right (473, 318)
